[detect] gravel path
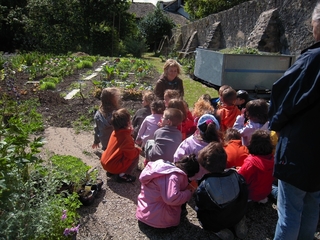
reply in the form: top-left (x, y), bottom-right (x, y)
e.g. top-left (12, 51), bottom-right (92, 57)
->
top-left (40, 127), bottom-right (320, 240)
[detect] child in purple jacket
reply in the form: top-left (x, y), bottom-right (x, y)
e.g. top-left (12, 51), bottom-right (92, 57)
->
top-left (136, 155), bottom-right (199, 228)
top-left (173, 114), bottom-right (221, 163)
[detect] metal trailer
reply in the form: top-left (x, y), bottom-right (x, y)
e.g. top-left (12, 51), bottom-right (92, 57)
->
top-left (193, 48), bottom-right (295, 99)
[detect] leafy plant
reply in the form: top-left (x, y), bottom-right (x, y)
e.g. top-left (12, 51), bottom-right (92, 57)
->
top-left (76, 60), bottom-right (93, 69)
top-left (49, 155), bottom-right (92, 190)
top-left (102, 65), bottom-right (115, 80)
top-left (40, 81), bottom-right (56, 90)
top-left (72, 115), bottom-right (93, 134)
top-left (219, 47), bottom-right (261, 55)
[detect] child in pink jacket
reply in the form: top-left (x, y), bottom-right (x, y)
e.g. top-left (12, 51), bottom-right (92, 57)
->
top-left (136, 155), bottom-right (199, 228)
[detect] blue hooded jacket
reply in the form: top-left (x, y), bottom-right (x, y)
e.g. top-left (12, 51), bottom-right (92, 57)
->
top-left (268, 41), bottom-right (320, 192)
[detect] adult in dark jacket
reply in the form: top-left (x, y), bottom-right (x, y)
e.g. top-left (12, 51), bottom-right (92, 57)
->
top-left (268, 3), bottom-right (320, 239)
top-left (153, 59), bottom-right (184, 100)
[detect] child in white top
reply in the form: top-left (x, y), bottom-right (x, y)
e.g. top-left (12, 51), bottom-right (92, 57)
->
top-left (135, 100), bottom-right (165, 148)
top-left (233, 99), bottom-right (269, 146)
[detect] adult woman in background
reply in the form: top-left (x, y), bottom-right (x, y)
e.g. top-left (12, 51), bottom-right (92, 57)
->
top-left (153, 59), bottom-right (184, 100)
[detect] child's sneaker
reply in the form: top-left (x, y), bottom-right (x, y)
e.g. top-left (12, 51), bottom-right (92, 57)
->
top-left (258, 197), bottom-right (268, 204)
top-left (116, 174), bottom-right (136, 183)
top-left (214, 228), bottom-right (234, 240)
top-left (234, 216), bottom-right (248, 239)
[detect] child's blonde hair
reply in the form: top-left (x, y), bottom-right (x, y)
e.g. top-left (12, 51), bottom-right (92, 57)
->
top-left (100, 87), bottom-right (121, 118)
top-left (193, 99), bottom-right (215, 119)
top-left (143, 90), bottom-right (155, 105)
top-left (164, 89), bottom-right (180, 100)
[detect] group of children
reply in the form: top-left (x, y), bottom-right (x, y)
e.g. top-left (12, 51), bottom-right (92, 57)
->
top-left (92, 83), bottom-right (277, 239)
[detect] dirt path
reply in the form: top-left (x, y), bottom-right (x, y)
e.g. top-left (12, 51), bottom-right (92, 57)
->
top-left (40, 127), bottom-right (289, 240)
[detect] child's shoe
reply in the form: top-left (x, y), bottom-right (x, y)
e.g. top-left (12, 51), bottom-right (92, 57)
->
top-left (214, 228), bottom-right (234, 240)
top-left (116, 174), bottom-right (136, 183)
top-left (234, 216), bottom-right (248, 239)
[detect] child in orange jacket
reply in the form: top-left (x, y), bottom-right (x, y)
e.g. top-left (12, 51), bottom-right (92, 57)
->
top-left (216, 87), bottom-right (240, 132)
top-left (100, 108), bottom-right (141, 183)
top-left (224, 128), bottom-right (249, 169)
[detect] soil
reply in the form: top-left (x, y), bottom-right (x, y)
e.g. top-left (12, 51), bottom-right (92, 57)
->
top-left (4, 60), bottom-right (320, 240)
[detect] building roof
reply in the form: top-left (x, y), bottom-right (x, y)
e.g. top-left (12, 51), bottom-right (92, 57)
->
top-left (128, 3), bottom-right (156, 19)
top-left (128, 2), bottom-right (189, 26)
top-left (164, 11), bottom-right (189, 26)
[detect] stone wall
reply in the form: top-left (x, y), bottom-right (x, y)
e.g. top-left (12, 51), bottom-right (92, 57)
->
top-left (174, 0), bottom-right (316, 56)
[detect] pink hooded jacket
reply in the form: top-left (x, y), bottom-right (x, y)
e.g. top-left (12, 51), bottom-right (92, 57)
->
top-left (136, 160), bottom-right (192, 228)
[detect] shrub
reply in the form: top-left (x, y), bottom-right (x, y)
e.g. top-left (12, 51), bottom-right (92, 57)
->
top-left (124, 36), bottom-right (148, 58)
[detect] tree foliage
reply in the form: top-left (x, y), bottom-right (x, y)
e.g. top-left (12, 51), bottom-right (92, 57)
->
top-left (0, 0), bottom-right (28, 51)
top-left (184, 0), bottom-right (249, 20)
top-left (138, 6), bottom-right (175, 53)
top-left (0, 0), bottom-right (137, 56)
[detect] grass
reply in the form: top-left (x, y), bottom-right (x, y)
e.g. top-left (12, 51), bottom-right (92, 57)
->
top-left (143, 52), bottom-right (218, 108)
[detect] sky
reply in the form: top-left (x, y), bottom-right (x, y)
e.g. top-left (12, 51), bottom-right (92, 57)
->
top-left (131, 0), bottom-right (173, 6)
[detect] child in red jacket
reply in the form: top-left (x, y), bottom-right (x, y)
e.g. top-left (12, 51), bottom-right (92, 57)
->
top-left (238, 129), bottom-right (274, 203)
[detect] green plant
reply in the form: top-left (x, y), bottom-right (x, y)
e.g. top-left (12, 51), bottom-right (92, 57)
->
top-left (179, 57), bottom-right (195, 76)
top-left (72, 115), bottom-right (93, 134)
top-left (76, 60), bottom-right (93, 69)
top-left (102, 65), bottom-right (115, 80)
top-left (121, 71), bottom-right (129, 80)
top-left (124, 35), bottom-right (148, 58)
top-left (40, 81), bottom-right (56, 90)
top-left (219, 47), bottom-right (261, 55)
top-left (50, 155), bottom-right (91, 190)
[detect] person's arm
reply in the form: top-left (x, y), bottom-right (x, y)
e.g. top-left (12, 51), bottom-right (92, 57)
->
top-left (269, 53), bottom-right (320, 131)
top-left (122, 133), bottom-right (141, 158)
top-left (173, 140), bottom-right (188, 162)
top-left (159, 174), bottom-right (192, 206)
top-left (92, 114), bottom-right (101, 148)
top-left (233, 115), bottom-right (245, 131)
top-left (177, 77), bottom-right (184, 97)
top-left (153, 79), bottom-right (165, 100)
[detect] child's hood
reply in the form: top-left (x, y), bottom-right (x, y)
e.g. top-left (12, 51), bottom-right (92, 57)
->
top-left (248, 154), bottom-right (274, 171)
top-left (139, 160), bottom-right (186, 184)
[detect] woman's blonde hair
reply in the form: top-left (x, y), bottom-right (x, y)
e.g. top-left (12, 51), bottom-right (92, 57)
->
top-left (163, 59), bottom-right (181, 77)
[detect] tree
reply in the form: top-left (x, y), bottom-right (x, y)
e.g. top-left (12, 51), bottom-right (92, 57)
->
top-left (1, 0), bottom-right (137, 56)
top-left (184, 0), bottom-right (249, 20)
top-left (0, 0), bottom-right (28, 52)
top-left (138, 6), bottom-right (175, 53)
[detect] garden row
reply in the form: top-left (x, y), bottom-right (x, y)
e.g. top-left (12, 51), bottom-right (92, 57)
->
top-left (0, 52), bottom-right (159, 239)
